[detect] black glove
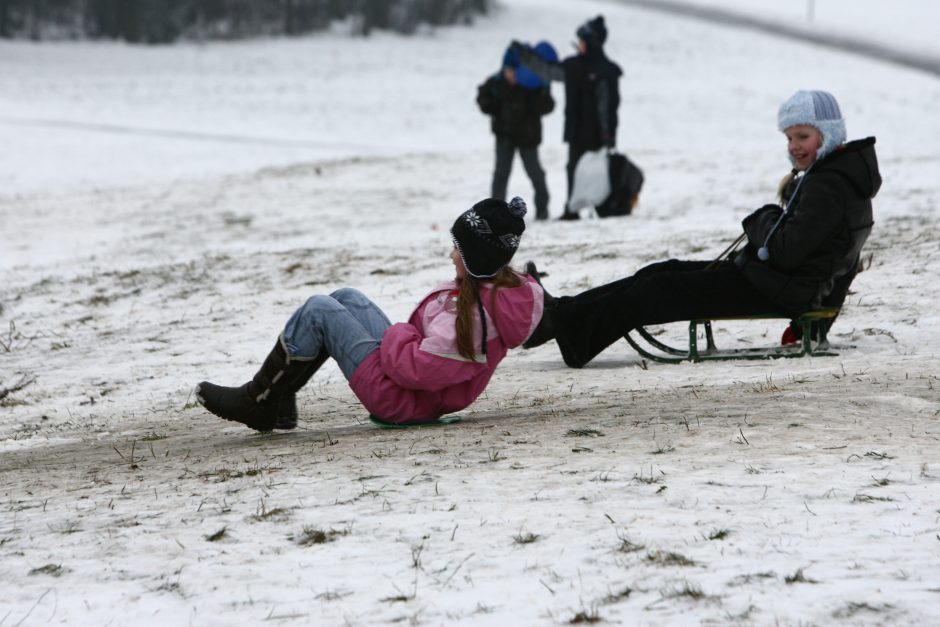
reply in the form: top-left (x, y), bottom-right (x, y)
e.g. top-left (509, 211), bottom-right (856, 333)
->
top-left (742, 203), bottom-right (782, 229)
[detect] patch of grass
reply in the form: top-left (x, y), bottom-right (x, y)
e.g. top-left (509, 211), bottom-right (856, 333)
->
top-left (646, 550), bottom-right (696, 567)
top-left (292, 525), bottom-right (348, 546)
top-left (252, 507), bottom-right (292, 522)
top-left (633, 470), bottom-right (663, 485)
top-left (198, 463), bottom-right (273, 483)
top-left (566, 429), bottom-right (604, 437)
top-left (29, 563), bottom-right (66, 577)
top-left (140, 431), bottom-right (168, 441)
top-left (853, 493), bottom-right (895, 503)
top-left (784, 568), bottom-right (819, 584)
top-left (615, 533), bottom-right (645, 554)
top-left (728, 572), bottom-right (776, 586)
top-left (512, 531), bottom-right (540, 545)
top-left (569, 606), bottom-right (602, 623)
top-left (663, 581), bottom-right (705, 600)
top-left (833, 602), bottom-right (895, 618)
top-left (154, 581), bottom-right (182, 595)
top-left (49, 519), bottom-right (80, 535)
top-left (602, 587), bottom-right (632, 604)
top-left (706, 528), bottom-right (730, 541)
top-left (380, 593), bottom-right (413, 603)
top-left (205, 527), bottom-right (228, 542)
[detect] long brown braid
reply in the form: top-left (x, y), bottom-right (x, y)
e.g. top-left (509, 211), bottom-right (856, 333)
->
top-left (455, 268), bottom-right (523, 360)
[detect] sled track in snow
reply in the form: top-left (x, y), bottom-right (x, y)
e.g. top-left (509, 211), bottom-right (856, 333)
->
top-left (613, 0), bottom-right (940, 78)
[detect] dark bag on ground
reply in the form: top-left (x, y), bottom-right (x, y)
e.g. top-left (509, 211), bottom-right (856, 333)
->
top-left (596, 152), bottom-right (644, 217)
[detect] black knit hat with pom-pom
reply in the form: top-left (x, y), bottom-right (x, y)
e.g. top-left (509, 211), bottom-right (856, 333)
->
top-left (451, 196), bottom-right (527, 278)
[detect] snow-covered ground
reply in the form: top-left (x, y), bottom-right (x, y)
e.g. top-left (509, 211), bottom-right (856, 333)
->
top-left (2, 0), bottom-right (940, 624)
top-left (643, 0), bottom-right (940, 59)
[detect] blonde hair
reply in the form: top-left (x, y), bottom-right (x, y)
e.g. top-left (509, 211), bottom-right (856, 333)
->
top-left (777, 169), bottom-right (799, 204)
top-left (455, 267), bottom-right (523, 360)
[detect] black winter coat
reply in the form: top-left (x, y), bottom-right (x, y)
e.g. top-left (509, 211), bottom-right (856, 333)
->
top-left (476, 75), bottom-right (554, 147)
top-left (512, 43), bottom-right (621, 149)
top-left (560, 51), bottom-right (621, 149)
top-left (735, 137), bottom-right (881, 312)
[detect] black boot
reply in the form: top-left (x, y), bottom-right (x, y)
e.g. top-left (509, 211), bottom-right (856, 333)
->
top-left (522, 261), bottom-right (557, 349)
top-left (272, 350), bottom-right (329, 429)
top-left (196, 337), bottom-right (317, 432)
top-left (524, 261), bottom-right (553, 300)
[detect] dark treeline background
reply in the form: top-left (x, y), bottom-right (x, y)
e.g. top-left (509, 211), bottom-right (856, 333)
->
top-left (0, 0), bottom-right (491, 43)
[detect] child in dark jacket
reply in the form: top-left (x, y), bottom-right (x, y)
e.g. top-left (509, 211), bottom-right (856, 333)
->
top-left (196, 197), bottom-right (545, 430)
top-left (513, 17), bottom-right (623, 220)
top-left (524, 90), bottom-right (881, 368)
top-left (477, 43), bottom-right (556, 220)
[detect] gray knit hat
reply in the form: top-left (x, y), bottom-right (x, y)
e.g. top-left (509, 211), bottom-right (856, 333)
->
top-left (778, 90), bottom-right (847, 163)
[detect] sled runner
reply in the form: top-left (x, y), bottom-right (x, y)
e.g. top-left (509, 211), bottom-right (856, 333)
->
top-left (623, 308), bottom-right (841, 363)
top-left (368, 414), bottom-right (462, 429)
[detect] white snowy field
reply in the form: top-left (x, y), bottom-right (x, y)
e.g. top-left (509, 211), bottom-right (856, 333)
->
top-left (2, 0), bottom-right (940, 624)
top-left (643, 0), bottom-right (940, 59)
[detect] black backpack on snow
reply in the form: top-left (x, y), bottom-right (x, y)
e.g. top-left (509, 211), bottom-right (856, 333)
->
top-left (596, 152), bottom-right (644, 217)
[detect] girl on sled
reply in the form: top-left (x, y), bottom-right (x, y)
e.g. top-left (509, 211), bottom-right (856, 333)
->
top-left (196, 197), bottom-right (545, 429)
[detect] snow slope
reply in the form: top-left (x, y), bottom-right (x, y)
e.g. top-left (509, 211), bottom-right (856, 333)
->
top-left (640, 0), bottom-right (940, 58)
top-left (2, 0), bottom-right (940, 624)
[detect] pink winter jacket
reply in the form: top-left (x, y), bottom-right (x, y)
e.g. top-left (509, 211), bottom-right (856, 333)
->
top-left (348, 274), bottom-right (544, 424)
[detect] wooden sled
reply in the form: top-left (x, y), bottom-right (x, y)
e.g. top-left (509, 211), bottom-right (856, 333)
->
top-left (624, 308), bottom-right (841, 364)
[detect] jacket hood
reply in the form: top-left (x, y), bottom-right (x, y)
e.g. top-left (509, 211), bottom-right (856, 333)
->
top-left (484, 275), bottom-right (543, 348)
top-left (817, 136), bottom-right (881, 200)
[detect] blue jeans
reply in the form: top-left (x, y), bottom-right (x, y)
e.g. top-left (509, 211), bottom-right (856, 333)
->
top-left (282, 288), bottom-right (391, 380)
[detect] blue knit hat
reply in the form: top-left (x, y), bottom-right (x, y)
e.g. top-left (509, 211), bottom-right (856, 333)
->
top-left (778, 90), bottom-right (847, 162)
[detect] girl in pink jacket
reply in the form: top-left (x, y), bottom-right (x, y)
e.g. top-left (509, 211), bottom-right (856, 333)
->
top-left (196, 196), bottom-right (544, 430)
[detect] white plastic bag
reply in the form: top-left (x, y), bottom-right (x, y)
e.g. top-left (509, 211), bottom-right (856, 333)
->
top-left (567, 150), bottom-right (610, 214)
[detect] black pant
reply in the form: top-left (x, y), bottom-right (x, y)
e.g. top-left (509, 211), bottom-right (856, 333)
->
top-left (492, 138), bottom-right (549, 220)
top-left (554, 259), bottom-right (785, 367)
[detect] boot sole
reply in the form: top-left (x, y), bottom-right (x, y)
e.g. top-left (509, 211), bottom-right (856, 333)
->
top-left (194, 383), bottom-right (278, 432)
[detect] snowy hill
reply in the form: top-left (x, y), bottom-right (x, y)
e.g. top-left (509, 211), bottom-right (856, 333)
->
top-left (2, 0), bottom-right (940, 624)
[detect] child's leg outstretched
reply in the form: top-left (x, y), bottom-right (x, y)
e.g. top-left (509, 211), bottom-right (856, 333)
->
top-left (196, 288), bottom-right (390, 432)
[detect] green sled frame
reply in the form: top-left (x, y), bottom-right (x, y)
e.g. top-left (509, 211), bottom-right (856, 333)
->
top-left (624, 308), bottom-right (841, 363)
top-left (368, 414), bottom-right (462, 429)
